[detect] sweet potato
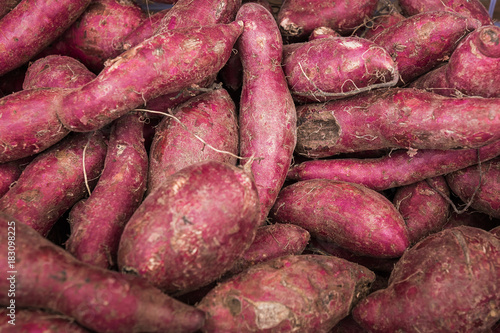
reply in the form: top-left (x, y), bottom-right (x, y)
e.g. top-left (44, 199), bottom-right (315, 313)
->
top-left (118, 160), bottom-right (261, 295)
top-left (65, 113), bottom-right (148, 269)
top-left (399, 0), bottom-right (493, 26)
top-left (282, 36), bottom-right (398, 102)
top-left (57, 21), bottom-right (243, 132)
top-left (0, 88), bottom-right (69, 163)
top-left (352, 226), bottom-right (500, 332)
top-left (277, 0), bottom-right (379, 40)
top-left (0, 212), bottom-right (205, 333)
top-left (237, 3), bottom-right (297, 223)
top-left (197, 254), bottom-right (376, 333)
top-left (23, 55), bottom-right (96, 90)
top-left (369, 11), bottom-right (478, 83)
top-left (411, 24), bottom-right (500, 98)
top-left (228, 223), bottom-right (310, 275)
top-left (148, 88), bottom-right (238, 192)
top-left (0, 0), bottom-right (92, 76)
top-left (393, 176), bottom-right (450, 243)
top-left (270, 179), bottom-right (410, 258)
top-left (0, 308), bottom-right (91, 332)
top-left (0, 131), bottom-right (107, 236)
top-left (40, 0), bottom-right (146, 73)
top-left (446, 156), bottom-right (500, 218)
top-left (288, 140), bottom-right (500, 191)
top-left (295, 88), bottom-right (500, 158)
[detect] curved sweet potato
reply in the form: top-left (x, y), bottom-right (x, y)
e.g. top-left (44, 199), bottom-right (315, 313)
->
top-left (57, 21), bottom-right (243, 132)
top-left (352, 226), bottom-right (500, 332)
top-left (0, 131), bottom-right (107, 236)
top-left (0, 0), bottom-right (91, 76)
top-left (197, 254), bottom-right (376, 332)
top-left (270, 179), bottom-right (410, 258)
top-left (0, 212), bottom-right (205, 333)
top-left (237, 3), bottom-right (297, 223)
top-left (148, 88), bottom-right (238, 192)
top-left (66, 113), bottom-right (148, 269)
top-left (118, 160), bottom-right (261, 294)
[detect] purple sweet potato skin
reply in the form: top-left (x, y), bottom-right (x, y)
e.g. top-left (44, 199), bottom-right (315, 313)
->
top-left (0, 213), bottom-right (205, 333)
top-left (446, 157), bottom-right (500, 219)
top-left (57, 21), bottom-right (243, 132)
top-left (0, 0), bottom-right (21, 19)
top-left (148, 88), bottom-right (238, 192)
top-left (118, 160), bottom-right (261, 294)
top-left (0, 0), bottom-right (92, 76)
top-left (0, 308), bottom-right (91, 333)
top-left (295, 88), bottom-right (500, 158)
top-left (288, 140), bottom-right (500, 190)
top-left (444, 210), bottom-right (500, 231)
top-left (283, 37), bottom-right (398, 102)
top-left (352, 226), bottom-right (500, 332)
top-left (121, 0), bottom-right (242, 51)
top-left (277, 0), bottom-right (379, 40)
top-left (0, 88), bottom-right (70, 163)
top-left (197, 254), bottom-right (376, 333)
top-left (0, 131), bottom-right (107, 236)
top-left (41, 0), bottom-right (146, 73)
top-left (362, 11), bottom-right (405, 40)
top-left (23, 55), bottom-right (96, 90)
top-left (369, 11), bottom-right (478, 83)
top-left (491, 226), bottom-right (500, 238)
top-left (411, 25), bottom-right (500, 98)
top-left (65, 113), bottom-right (148, 269)
top-left (0, 161), bottom-right (22, 198)
top-left (393, 176), bottom-right (450, 243)
top-left (237, 3), bottom-right (297, 223)
top-left (398, 0), bottom-right (493, 26)
top-left (228, 223), bottom-right (311, 275)
top-left (270, 179), bottom-right (410, 258)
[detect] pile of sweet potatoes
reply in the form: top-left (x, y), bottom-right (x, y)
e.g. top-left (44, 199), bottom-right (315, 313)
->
top-left (0, 0), bottom-right (500, 331)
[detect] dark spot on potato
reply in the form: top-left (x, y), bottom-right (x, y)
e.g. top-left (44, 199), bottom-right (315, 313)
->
top-left (296, 117), bottom-right (340, 155)
top-left (226, 296), bottom-right (242, 316)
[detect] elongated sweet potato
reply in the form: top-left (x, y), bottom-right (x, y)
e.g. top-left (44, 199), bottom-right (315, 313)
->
top-left (393, 176), bottom-right (450, 243)
top-left (40, 0), bottom-right (146, 73)
top-left (0, 88), bottom-right (69, 163)
top-left (0, 212), bottom-right (205, 333)
top-left (295, 88), bottom-right (500, 158)
top-left (0, 0), bottom-right (91, 76)
top-left (197, 254), bottom-right (376, 332)
top-left (0, 308), bottom-right (91, 332)
top-left (352, 226), bottom-right (500, 332)
top-left (237, 3), bottom-right (297, 223)
top-left (270, 179), bottom-right (410, 258)
top-left (399, 0), bottom-right (493, 25)
top-left (57, 21), bottom-right (243, 132)
top-left (148, 88), bottom-right (238, 192)
top-left (282, 36), bottom-right (399, 102)
top-left (369, 11), bottom-right (478, 83)
top-left (411, 24), bottom-right (500, 98)
top-left (0, 131), bottom-right (107, 236)
top-left (228, 223), bottom-right (310, 275)
top-left (277, 0), bottom-right (379, 40)
top-left (118, 160), bottom-right (261, 294)
top-left (65, 113), bottom-right (148, 269)
top-left (446, 156), bottom-right (500, 218)
top-left (288, 140), bottom-right (500, 190)
top-left (23, 55), bottom-right (96, 90)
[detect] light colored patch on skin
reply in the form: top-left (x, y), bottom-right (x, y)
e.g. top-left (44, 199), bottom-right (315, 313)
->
top-left (170, 176), bottom-right (187, 195)
top-left (340, 40), bottom-right (364, 50)
top-left (182, 38), bottom-right (202, 51)
top-left (253, 301), bottom-right (292, 330)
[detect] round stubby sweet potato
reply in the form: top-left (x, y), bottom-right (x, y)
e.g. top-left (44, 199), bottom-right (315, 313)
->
top-left (352, 226), bottom-right (500, 332)
top-left (117, 160), bottom-right (261, 294)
